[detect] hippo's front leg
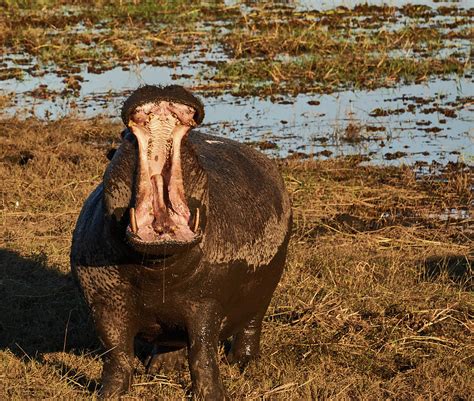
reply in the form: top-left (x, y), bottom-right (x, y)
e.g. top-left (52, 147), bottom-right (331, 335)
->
top-left (90, 291), bottom-right (137, 397)
top-left (185, 302), bottom-right (226, 400)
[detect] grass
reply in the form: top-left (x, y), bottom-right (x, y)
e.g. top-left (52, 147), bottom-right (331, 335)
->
top-left (213, 6), bottom-right (471, 94)
top-left (1, 1), bottom-right (239, 73)
top-left (0, 116), bottom-right (472, 399)
top-left (213, 55), bottom-right (466, 95)
top-left (0, 1), bottom-right (471, 94)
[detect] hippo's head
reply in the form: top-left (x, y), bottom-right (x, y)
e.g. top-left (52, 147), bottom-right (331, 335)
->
top-left (104, 85), bottom-right (206, 257)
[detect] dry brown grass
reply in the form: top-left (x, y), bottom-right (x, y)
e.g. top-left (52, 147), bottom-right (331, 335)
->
top-left (0, 117), bottom-right (472, 399)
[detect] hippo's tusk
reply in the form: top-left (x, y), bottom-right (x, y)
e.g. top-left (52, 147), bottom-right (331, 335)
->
top-left (193, 208), bottom-right (200, 232)
top-left (130, 207), bottom-right (138, 234)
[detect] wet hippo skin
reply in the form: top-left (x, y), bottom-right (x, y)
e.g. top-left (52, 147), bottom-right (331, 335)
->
top-left (70, 85), bottom-right (292, 399)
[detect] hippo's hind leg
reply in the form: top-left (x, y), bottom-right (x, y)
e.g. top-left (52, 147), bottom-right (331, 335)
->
top-left (185, 302), bottom-right (226, 400)
top-left (227, 309), bottom-right (265, 368)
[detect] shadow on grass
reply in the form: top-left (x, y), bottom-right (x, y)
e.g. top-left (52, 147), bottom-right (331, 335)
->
top-left (0, 248), bottom-right (98, 356)
top-left (423, 254), bottom-right (473, 290)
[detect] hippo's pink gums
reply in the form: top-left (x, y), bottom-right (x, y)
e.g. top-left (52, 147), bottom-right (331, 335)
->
top-left (71, 85), bottom-right (292, 399)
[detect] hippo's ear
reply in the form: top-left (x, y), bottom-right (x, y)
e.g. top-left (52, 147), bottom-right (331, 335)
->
top-left (103, 129), bottom-right (137, 223)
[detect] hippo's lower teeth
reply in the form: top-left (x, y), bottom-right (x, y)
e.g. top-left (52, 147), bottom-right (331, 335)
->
top-left (130, 207), bottom-right (138, 234)
top-left (193, 208), bottom-right (200, 232)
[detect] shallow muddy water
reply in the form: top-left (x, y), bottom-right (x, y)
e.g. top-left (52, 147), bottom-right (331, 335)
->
top-left (2, 62), bottom-right (472, 166)
top-left (1, 1), bottom-right (472, 166)
top-left (205, 77), bottom-right (473, 165)
top-left (227, 0), bottom-right (473, 10)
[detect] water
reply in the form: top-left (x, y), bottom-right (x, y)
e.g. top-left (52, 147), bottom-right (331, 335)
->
top-left (202, 77), bottom-right (473, 165)
top-left (1, 1), bottom-right (472, 165)
top-left (232, 0), bottom-right (474, 10)
top-left (2, 55), bottom-right (472, 165)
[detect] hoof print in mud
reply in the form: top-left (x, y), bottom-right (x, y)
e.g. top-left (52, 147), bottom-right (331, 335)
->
top-left (70, 84), bottom-right (292, 399)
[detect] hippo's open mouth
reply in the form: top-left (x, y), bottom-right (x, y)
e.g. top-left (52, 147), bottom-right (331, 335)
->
top-left (125, 100), bottom-right (200, 254)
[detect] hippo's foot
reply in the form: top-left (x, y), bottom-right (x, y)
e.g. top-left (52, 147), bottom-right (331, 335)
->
top-left (92, 295), bottom-right (136, 398)
top-left (227, 315), bottom-right (263, 369)
top-left (145, 346), bottom-right (187, 375)
top-left (100, 354), bottom-right (133, 398)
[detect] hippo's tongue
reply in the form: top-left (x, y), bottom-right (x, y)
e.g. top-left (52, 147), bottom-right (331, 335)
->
top-left (128, 101), bottom-right (197, 244)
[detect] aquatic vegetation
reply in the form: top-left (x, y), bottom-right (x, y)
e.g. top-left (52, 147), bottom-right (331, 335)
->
top-left (215, 5), bottom-right (471, 94)
top-left (1, 1), bottom-right (471, 94)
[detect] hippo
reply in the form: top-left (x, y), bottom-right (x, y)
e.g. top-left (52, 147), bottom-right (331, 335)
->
top-left (70, 85), bottom-right (292, 399)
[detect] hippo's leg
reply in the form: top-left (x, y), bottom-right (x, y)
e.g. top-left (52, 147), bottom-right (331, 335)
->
top-left (227, 311), bottom-right (265, 368)
top-left (185, 303), bottom-right (226, 400)
top-left (146, 345), bottom-right (187, 374)
top-left (93, 304), bottom-right (136, 397)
